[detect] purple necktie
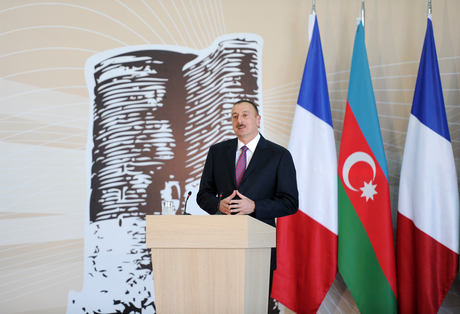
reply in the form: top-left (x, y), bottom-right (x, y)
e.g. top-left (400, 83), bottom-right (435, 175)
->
top-left (235, 146), bottom-right (248, 188)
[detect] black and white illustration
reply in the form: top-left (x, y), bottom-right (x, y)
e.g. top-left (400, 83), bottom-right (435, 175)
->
top-left (67, 34), bottom-right (263, 314)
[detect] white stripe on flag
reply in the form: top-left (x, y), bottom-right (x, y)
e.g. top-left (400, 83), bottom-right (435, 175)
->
top-left (288, 104), bottom-right (337, 235)
top-left (398, 114), bottom-right (459, 253)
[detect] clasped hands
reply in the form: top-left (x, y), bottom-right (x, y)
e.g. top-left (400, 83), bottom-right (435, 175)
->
top-left (218, 190), bottom-right (255, 215)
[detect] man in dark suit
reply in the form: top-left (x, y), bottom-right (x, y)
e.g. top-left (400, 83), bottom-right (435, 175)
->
top-left (196, 99), bottom-right (299, 298)
top-left (197, 99), bottom-right (298, 223)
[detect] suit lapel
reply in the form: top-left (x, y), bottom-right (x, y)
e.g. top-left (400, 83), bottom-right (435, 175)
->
top-left (226, 139), bottom-right (238, 187)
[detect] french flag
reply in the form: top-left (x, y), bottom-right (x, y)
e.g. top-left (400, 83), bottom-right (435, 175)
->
top-left (271, 13), bottom-right (337, 314)
top-left (396, 15), bottom-right (459, 314)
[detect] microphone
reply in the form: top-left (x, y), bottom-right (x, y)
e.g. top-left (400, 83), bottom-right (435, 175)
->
top-left (183, 191), bottom-right (192, 215)
top-left (215, 192), bottom-right (223, 215)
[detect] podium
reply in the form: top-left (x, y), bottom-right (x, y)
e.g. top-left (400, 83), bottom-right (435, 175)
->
top-left (145, 215), bottom-right (276, 314)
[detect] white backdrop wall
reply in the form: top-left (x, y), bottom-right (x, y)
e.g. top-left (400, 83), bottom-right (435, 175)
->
top-left (0, 1), bottom-right (459, 313)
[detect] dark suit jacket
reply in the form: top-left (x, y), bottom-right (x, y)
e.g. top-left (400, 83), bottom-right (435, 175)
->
top-left (197, 134), bottom-right (299, 228)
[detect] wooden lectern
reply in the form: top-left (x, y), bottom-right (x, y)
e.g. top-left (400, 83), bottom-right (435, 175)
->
top-left (145, 215), bottom-right (276, 314)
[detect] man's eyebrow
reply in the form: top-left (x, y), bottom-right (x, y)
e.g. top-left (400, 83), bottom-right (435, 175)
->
top-left (232, 110), bottom-right (251, 115)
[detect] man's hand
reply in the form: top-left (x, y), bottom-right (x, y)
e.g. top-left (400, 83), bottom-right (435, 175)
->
top-left (218, 190), bottom-right (237, 215)
top-left (230, 191), bottom-right (255, 215)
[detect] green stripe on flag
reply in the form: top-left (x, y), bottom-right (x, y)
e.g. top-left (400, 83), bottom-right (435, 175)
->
top-left (338, 179), bottom-right (397, 314)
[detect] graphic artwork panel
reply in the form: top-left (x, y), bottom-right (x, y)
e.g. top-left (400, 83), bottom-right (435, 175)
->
top-left (67, 34), bottom-right (263, 313)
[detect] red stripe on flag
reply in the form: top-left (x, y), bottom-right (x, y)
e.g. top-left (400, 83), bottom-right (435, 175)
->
top-left (397, 213), bottom-right (459, 314)
top-left (272, 210), bottom-right (337, 314)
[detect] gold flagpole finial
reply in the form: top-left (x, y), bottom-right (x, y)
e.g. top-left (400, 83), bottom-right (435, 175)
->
top-left (361, 0), bottom-right (365, 27)
top-left (312, 0), bottom-right (316, 14)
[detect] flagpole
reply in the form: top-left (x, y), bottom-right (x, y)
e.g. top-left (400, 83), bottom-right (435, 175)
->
top-left (428, 0), bottom-right (432, 14)
top-left (308, 1), bottom-right (316, 43)
top-left (361, 0), bottom-right (365, 27)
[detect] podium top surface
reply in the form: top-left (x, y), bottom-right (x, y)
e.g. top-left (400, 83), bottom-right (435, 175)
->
top-left (145, 215), bottom-right (276, 249)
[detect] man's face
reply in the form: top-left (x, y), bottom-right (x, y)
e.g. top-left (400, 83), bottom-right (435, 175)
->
top-left (232, 102), bottom-right (261, 144)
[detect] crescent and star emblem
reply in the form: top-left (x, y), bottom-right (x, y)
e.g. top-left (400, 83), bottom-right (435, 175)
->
top-left (342, 151), bottom-right (378, 202)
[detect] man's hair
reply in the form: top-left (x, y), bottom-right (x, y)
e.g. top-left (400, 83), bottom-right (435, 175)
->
top-left (233, 99), bottom-right (259, 116)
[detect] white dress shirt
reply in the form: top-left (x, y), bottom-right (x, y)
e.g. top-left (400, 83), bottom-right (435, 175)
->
top-left (235, 133), bottom-right (260, 169)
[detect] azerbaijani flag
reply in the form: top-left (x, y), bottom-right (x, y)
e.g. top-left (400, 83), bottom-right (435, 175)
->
top-left (337, 20), bottom-right (397, 314)
top-left (396, 15), bottom-right (459, 314)
top-left (272, 13), bottom-right (338, 314)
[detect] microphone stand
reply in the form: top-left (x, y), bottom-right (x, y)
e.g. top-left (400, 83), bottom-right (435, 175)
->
top-left (183, 191), bottom-right (192, 215)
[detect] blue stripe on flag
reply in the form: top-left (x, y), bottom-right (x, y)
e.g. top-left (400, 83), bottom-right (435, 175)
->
top-left (411, 18), bottom-right (451, 142)
top-left (347, 22), bottom-right (388, 179)
top-left (297, 16), bottom-right (332, 127)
